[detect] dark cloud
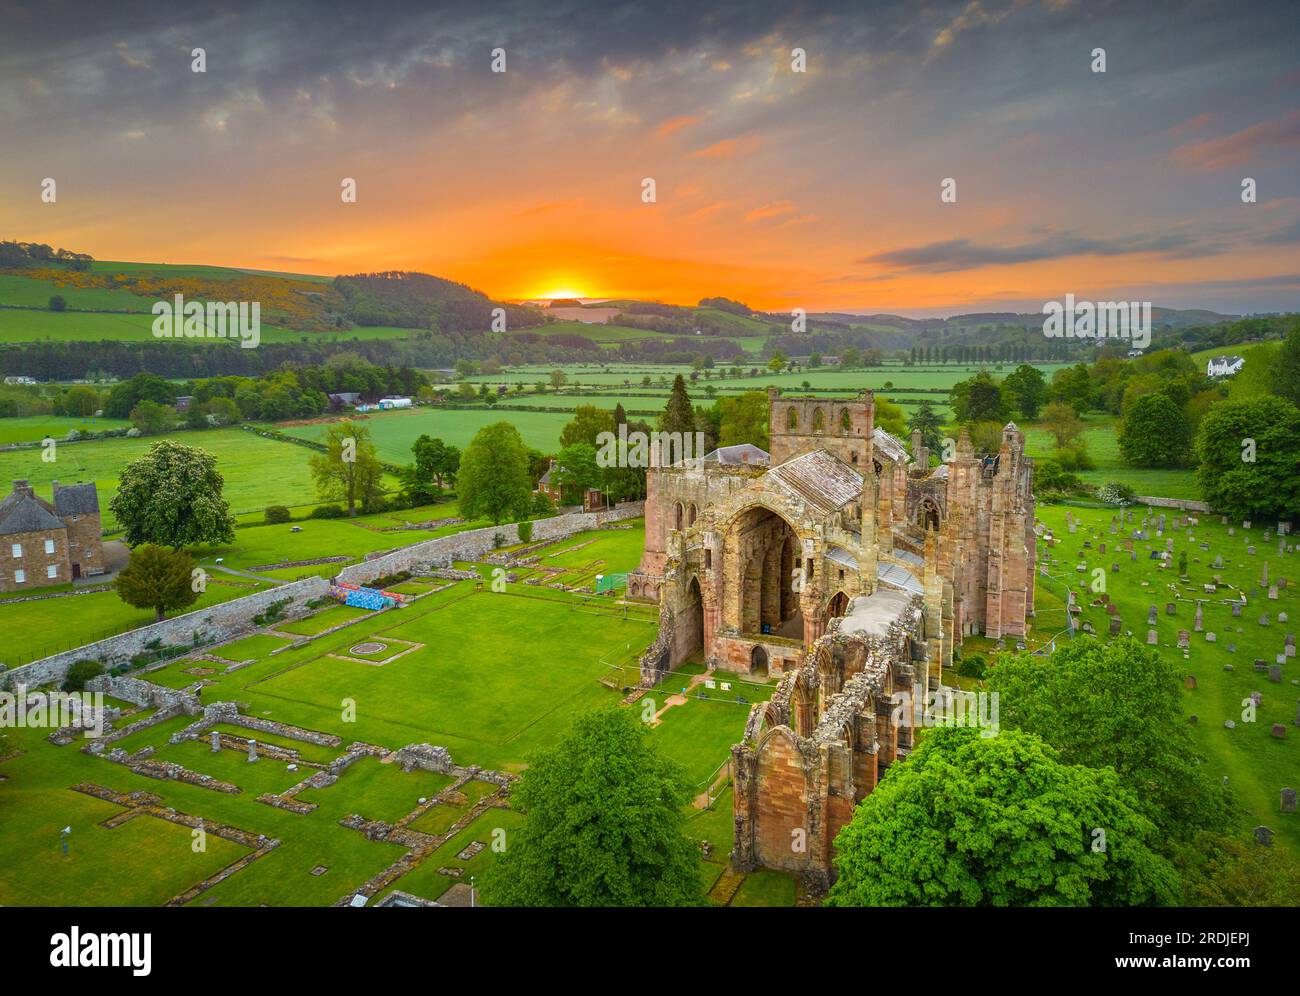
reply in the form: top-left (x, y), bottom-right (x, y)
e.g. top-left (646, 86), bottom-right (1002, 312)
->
top-left (859, 231), bottom-right (1229, 273)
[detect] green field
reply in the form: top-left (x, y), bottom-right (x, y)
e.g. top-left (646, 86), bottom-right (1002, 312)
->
top-left (0, 427), bottom-right (397, 527)
top-left (1022, 416), bottom-right (1199, 499)
top-left (0, 414), bottom-right (130, 444)
top-left (272, 409), bottom-right (576, 459)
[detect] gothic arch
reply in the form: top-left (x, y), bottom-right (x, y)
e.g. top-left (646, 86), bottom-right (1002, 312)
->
top-left (812, 407), bottom-right (825, 433)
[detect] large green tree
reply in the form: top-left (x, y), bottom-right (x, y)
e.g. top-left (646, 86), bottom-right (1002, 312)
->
top-left (659, 374), bottom-right (695, 436)
top-left (714, 391), bottom-right (769, 451)
top-left (907, 401), bottom-right (944, 457)
top-left (1194, 395), bottom-right (1300, 520)
top-left (479, 708), bottom-right (703, 907)
top-left (402, 434), bottom-right (459, 504)
top-left (116, 544), bottom-right (199, 622)
top-left (826, 727), bottom-right (1179, 907)
top-left (110, 440), bottom-right (236, 549)
top-left (1002, 363), bottom-right (1048, 420)
top-left (457, 421), bottom-right (534, 524)
top-left (986, 638), bottom-right (1229, 837)
top-left (1118, 393), bottom-right (1191, 468)
top-left (560, 405), bottom-right (615, 449)
top-left (309, 422), bottom-right (386, 516)
top-left (1272, 321), bottom-right (1300, 407)
top-left (554, 443), bottom-right (602, 501)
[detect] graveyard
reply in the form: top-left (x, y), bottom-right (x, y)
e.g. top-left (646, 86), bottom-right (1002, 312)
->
top-left (1027, 502), bottom-right (1299, 858)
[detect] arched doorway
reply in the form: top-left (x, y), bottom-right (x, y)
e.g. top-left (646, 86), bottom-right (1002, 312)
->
top-left (917, 497), bottom-right (940, 531)
top-left (750, 645), bottom-right (769, 678)
top-left (728, 505), bottom-right (803, 640)
top-left (825, 590), bottom-right (849, 624)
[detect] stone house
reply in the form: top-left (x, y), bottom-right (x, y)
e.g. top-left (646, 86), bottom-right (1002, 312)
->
top-left (0, 479), bottom-right (105, 592)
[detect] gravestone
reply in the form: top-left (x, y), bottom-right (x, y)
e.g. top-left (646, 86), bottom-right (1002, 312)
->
top-left (1214, 555), bottom-right (1224, 569)
top-left (1194, 603), bottom-right (1203, 632)
top-left (1227, 642), bottom-right (1236, 653)
top-left (1177, 630), bottom-right (1190, 649)
top-left (1260, 614), bottom-right (1271, 626)
top-left (1148, 605), bottom-right (1158, 625)
top-left (247, 739), bottom-right (258, 763)
top-left (1269, 665), bottom-right (1283, 683)
top-left (210, 731), bottom-right (220, 752)
top-left (1283, 788), bottom-right (1297, 814)
top-left (1254, 659), bottom-right (1268, 672)
top-left (1271, 723), bottom-right (1286, 739)
top-left (1166, 603), bottom-right (1177, 615)
top-left (1106, 603), bottom-right (1118, 615)
top-left (1261, 561), bottom-right (1269, 586)
top-left (1254, 826), bottom-right (1273, 846)
top-left (1099, 542), bottom-right (1107, 554)
top-left (1248, 546), bottom-right (1257, 555)
top-left (1109, 617), bottom-right (1122, 635)
top-left (1184, 675), bottom-right (1197, 690)
top-left (1232, 601), bottom-right (1243, 617)
top-left (1147, 629), bottom-right (1159, 645)
top-left (1269, 586), bottom-right (1279, 600)
top-left (1206, 631), bottom-right (1217, 642)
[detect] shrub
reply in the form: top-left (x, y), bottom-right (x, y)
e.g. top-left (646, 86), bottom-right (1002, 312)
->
top-left (309, 504), bottom-right (345, 519)
top-left (62, 658), bottom-right (103, 692)
top-left (492, 532), bottom-right (507, 549)
top-left (517, 520), bottom-right (534, 543)
top-left (1097, 481), bottom-right (1136, 505)
top-left (1053, 443), bottom-right (1095, 472)
top-left (264, 505), bottom-right (292, 524)
top-left (253, 598), bottom-right (291, 625)
top-left (958, 654), bottom-right (987, 679)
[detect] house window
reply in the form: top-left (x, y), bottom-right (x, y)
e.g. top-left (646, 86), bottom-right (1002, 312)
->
top-left (44, 539), bottom-right (55, 555)
top-left (46, 564), bottom-right (57, 579)
top-left (14, 569), bottom-right (25, 584)
top-left (10, 543), bottom-right (20, 558)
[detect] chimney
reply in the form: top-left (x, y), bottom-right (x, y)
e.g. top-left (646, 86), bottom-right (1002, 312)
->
top-left (12, 479), bottom-right (33, 497)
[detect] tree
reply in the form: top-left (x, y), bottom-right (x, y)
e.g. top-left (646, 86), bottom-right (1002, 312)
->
top-left (949, 371), bottom-right (1005, 423)
top-left (203, 396), bottom-right (241, 427)
top-left (404, 434), bottom-right (460, 504)
top-left (560, 405), bottom-right (615, 449)
top-left (48, 294), bottom-right (67, 312)
top-left (104, 373), bottom-right (175, 419)
top-left (310, 423), bottom-right (386, 517)
top-left (826, 727), bottom-right (1178, 907)
top-left (1195, 396), bottom-right (1300, 520)
top-left (1119, 393), bottom-right (1190, 468)
top-left (767, 350), bottom-right (787, 373)
top-left (660, 374), bottom-right (695, 436)
top-left (840, 346), bottom-right (861, 369)
top-left (458, 421), bottom-right (533, 524)
top-left (1049, 363), bottom-right (1094, 413)
top-left (907, 401), bottom-right (944, 456)
top-left (129, 399), bottom-right (174, 435)
top-left (1272, 321), bottom-right (1300, 407)
top-left (986, 638), bottom-right (1229, 838)
top-left (116, 544), bottom-right (200, 622)
top-left (1174, 831), bottom-right (1300, 907)
top-left (714, 391), bottom-right (769, 451)
top-left (61, 385), bottom-right (99, 417)
top-left (549, 369), bottom-right (568, 389)
top-left (873, 396), bottom-right (907, 437)
top-left (1002, 363), bottom-right (1047, 420)
top-left (1041, 401), bottom-right (1085, 449)
top-left (478, 708), bottom-right (703, 907)
top-left (554, 443), bottom-right (601, 501)
top-left (111, 441), bottom-right (236, 549)
top-left (62, 658), bottom-right (103, 692)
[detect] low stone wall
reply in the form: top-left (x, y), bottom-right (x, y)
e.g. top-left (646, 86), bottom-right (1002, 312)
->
top-left (0, 576), bottom-right (331, 691)
top-left (86, 674), bottom-right (201, 712)
top-left (1136, 496), bottom-right (1212, 513)
top-left (336, 501), bottom-right (645, 586)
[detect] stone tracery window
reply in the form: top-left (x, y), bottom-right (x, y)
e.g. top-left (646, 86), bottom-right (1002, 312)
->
top-left (787, 407), bottom-right (799, 430)
top-left (812, 408), bottom-right (825, 433)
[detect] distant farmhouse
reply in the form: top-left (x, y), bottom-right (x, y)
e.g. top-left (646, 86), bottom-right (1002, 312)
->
top-left (0, 480), bottom-right (105, 591)
top-left (1207, 355), bottom-right (1245, 377)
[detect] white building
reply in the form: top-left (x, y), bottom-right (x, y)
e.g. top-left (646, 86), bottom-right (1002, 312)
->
top-left (1206, 355), bottom-right (1245, 377)
top-left (377, 396), bottom-right (413, 409)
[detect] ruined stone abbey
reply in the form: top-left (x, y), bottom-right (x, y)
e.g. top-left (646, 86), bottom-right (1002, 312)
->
top-left (629, 387), bottom-right (1035, 888)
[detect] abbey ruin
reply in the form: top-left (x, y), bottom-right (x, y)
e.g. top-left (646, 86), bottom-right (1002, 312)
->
top-left (629, 387), bottom-right (1035, 887)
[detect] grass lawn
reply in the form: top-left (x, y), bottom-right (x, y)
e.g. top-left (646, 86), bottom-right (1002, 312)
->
top-left (211, 633), bottom-right (294, 662)
top-left (647, 697), bottom-right (750, 787)
top-left (1020, 415), bottom-right (1198, 499)
top-left (1032, 502), bottom-right (1299, 859)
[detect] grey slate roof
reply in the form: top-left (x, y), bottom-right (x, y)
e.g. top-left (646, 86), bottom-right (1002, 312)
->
top-left (871, 427), bottom-right (909, 464)
top-left (53, 482), bottom-right (99, 516)
top-left (766, 449), bottom-right (864, 517)
top-left (0, 489), bottom-right (65, 536)
top-left (703, 443), bottom-right (770, 466)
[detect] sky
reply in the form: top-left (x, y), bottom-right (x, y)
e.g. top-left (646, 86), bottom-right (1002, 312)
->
top-left (2, 0), bottom-right (1299, 316)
